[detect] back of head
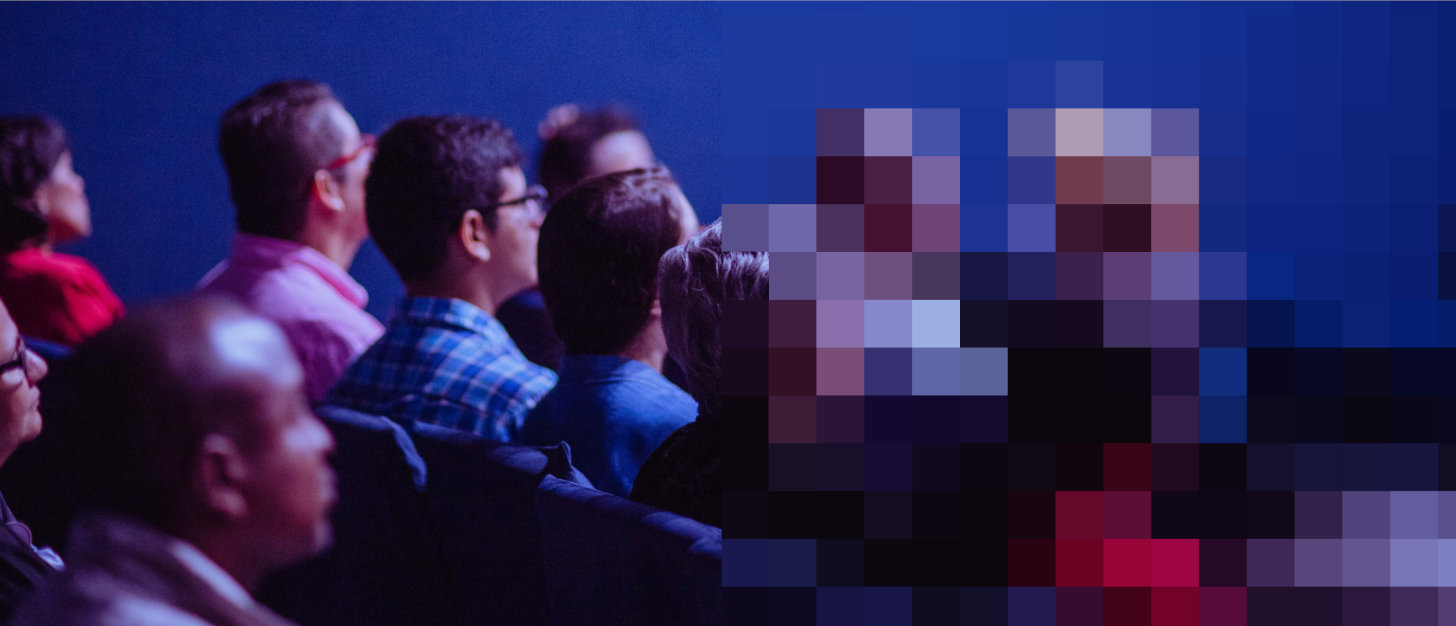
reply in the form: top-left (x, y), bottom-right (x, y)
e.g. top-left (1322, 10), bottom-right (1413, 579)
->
top-left (537, 105), bottom-right (641, 202)
top-left (538, 167), bottom-right (688, 355)
top-left (62, 296), bottom-right (283, 531)
top-left (657, 221), bottom-right (769, 417)
top-left (366, 114), bottom-right (522, 284)
top-left (218, 80), bottom-right (343, 241)
top-left (0, 116), bottom-right (68, 252)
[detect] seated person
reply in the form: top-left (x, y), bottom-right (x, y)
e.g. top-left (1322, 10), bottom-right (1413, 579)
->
top-left (198, 80), bottom-right (384, 401)
top-left (325, 116), bottom-right (555, 442)
top-left (498, 104), bottom-right (658, 371)
top-left (518, 167), bottom-right (699, 496)
top-left (631, 221), bottom-right (768, 527)
top-left (0, 297), bottom-right (62, 623)
top-left (0, 116), bottom-right (124, 346)
top-left (12, 296), bottom-right (335, 626)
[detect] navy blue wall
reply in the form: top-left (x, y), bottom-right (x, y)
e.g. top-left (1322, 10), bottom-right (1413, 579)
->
top-left (0, 2), bottom-right (721, 318)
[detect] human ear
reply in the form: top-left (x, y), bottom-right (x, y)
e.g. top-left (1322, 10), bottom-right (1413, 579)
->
top-left (311, 169), bottom-right (345, 212)
top-left (459, 210), bottom-right (491, 263)
top-left (195, 433), bottom-right (250, 519)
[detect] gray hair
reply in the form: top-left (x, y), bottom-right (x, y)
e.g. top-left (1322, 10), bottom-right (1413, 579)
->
top-left (657, 220), bottom-right (769, 418)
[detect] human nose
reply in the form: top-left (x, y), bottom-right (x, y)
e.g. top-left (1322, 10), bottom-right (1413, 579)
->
top-left (24, 349), bottom-right (47, 385)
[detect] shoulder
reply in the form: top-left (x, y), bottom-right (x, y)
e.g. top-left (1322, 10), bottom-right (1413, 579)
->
top-left (2, 252), bottom-right (111, 293)
top-left (12, 570), bottom-right (209, 626)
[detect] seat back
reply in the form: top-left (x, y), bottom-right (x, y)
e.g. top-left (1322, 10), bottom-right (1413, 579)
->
top-left (257, 406), bottom-right (454, 626)
top-left (410, 423), bottom-right (586, 625)
top-left (535, 475), bottom-right (722, 626)
top-left (19, 336), bottom-right (69, 362)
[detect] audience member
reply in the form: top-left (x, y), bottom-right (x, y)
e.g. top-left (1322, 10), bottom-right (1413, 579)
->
top-left (198, 80), bottom-right (383, 401)
top-left (324, 115), bottom-right (556, 442)
top-left (12, 296), bottom-right (335, 626)
top-left (518, 167), bottom-right (699, 496)
top-left (498, 104), bottom-right (658, 371)
top-left (631, 221), bottom-right (767, 527)
top-left (0, 116), bottom-right (124, 347)
top-left (0, 297), bottom-right (62, 623)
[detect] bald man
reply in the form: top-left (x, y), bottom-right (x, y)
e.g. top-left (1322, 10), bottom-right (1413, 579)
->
top-left (12, 297), bottom-right (335, 626)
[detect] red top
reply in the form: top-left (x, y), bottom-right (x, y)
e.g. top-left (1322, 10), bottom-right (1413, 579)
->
top-left (0, 249), bottom-right (125, 346)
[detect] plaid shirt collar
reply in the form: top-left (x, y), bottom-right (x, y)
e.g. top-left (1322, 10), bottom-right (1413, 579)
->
top-left (390, 296), bottom-right (513, 352)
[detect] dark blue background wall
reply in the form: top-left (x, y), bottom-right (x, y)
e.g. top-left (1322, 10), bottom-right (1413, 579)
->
top-left (0, 2), bottom-right (721, 318)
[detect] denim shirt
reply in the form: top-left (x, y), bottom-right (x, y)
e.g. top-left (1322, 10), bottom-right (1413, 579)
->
top-left (519, 354), bottom-right (696, 496)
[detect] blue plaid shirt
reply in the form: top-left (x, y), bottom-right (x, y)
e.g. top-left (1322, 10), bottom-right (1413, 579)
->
top-left (323, 297), bottom-right (557, 442)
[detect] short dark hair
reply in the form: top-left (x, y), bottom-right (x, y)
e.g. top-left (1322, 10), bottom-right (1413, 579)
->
top-left (537, 106), bottom-right (639, 202)
top-left (62, 296), bottom-right (274, 531)
top-left (538, 167), bottom-right (687, 355)
top-left (0, 116), bottom-right (68, 252)
top-left (366, 114), bottom-right (522, 283)
top-left (218, 80), bottom-right (346, 240)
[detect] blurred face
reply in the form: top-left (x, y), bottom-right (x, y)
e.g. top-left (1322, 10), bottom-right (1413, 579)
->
top-left (35, 152), bottom-right (91, 242)
top-left (0, 300), bottom-right (46, 465)
top-left (484, 166), bottom-right (543, 298)
top-left (323, 103), bottom-right (372, 250)
top-left (215, 318), bottom-right (336, 565)
top-left (587, 130), bottom-right (654, 178)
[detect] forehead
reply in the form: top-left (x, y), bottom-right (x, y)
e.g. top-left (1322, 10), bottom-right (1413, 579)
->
top-left (317, 101), bottom-right (360, 142)
top-left (496, 166), bottom-right (526, 198)
top-left (589, 130), bottom-right (654, 176)
top-left (0, 300), bottom-right (15, 347)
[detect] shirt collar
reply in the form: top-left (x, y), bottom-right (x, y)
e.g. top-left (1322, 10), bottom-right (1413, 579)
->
top-left (558, 354), bottom-right (657, 383)
top-left (229, 233), bottom-right (369, 308)
top-left (392, 296), bottom-right (512, 350)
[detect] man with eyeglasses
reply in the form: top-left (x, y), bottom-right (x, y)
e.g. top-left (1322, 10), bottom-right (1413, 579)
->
top-left (323, 115), bottom-right (556, 442)
top-left (0, 298), bottom-right (62, 623)
top-left (198, 80), bottom-right (384, 402)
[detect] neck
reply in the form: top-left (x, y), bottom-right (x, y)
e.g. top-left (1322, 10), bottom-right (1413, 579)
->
top-left (405, 268), bottom-right (509, 317)
top-left (295, 228), bottom-right (358, 271)
top-left (183, 531), bottom-right (265, 592)
top-left (617, 319), bottom-right (668, 373)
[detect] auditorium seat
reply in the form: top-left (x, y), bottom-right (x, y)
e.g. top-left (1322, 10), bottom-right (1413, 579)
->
top-left (409, 422), bottom-right (589, 625)
top-left (535, 475), bottom-right (722, 626)
top-left (258, 406), bottom-right (454, 626)
top-left (18, 336), bottom-right (68, 362)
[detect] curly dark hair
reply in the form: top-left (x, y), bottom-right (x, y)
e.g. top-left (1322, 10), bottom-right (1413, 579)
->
top-left (537, 166), bottom-right (687, 355)
top-left (218, 80), bottom-right (346, 241)
top-left (366, 115), bottom-right (523, 283)
top-left (537, 106), bottom-right (640, 203)
top-left (0, 116), bottom-right (68, 252)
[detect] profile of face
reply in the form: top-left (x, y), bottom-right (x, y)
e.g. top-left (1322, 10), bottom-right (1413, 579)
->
top-left (587, 130), bottom-right (655, 179)
top-left (321, 101), bottom-right (372, 251)
top-left (669, 183), bottom-right (701, 240)
top-left (34, 151), bottom-right (90, 243)
top-left (485, 166), bottom-right (544, 297)
top-left (212, 317), bottom-right (336, 564)
top-left (0, 299), bottom-right (46, 465)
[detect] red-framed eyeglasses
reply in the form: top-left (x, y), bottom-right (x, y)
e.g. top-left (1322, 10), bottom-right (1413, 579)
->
top-left (325, 133), bottom-right (376, 171)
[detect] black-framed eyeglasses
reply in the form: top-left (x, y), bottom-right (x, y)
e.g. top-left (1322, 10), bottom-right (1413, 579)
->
top-left (0, 337), bottom-right (26, 379)
top-left (483, 185), bottom-right (547, 218)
